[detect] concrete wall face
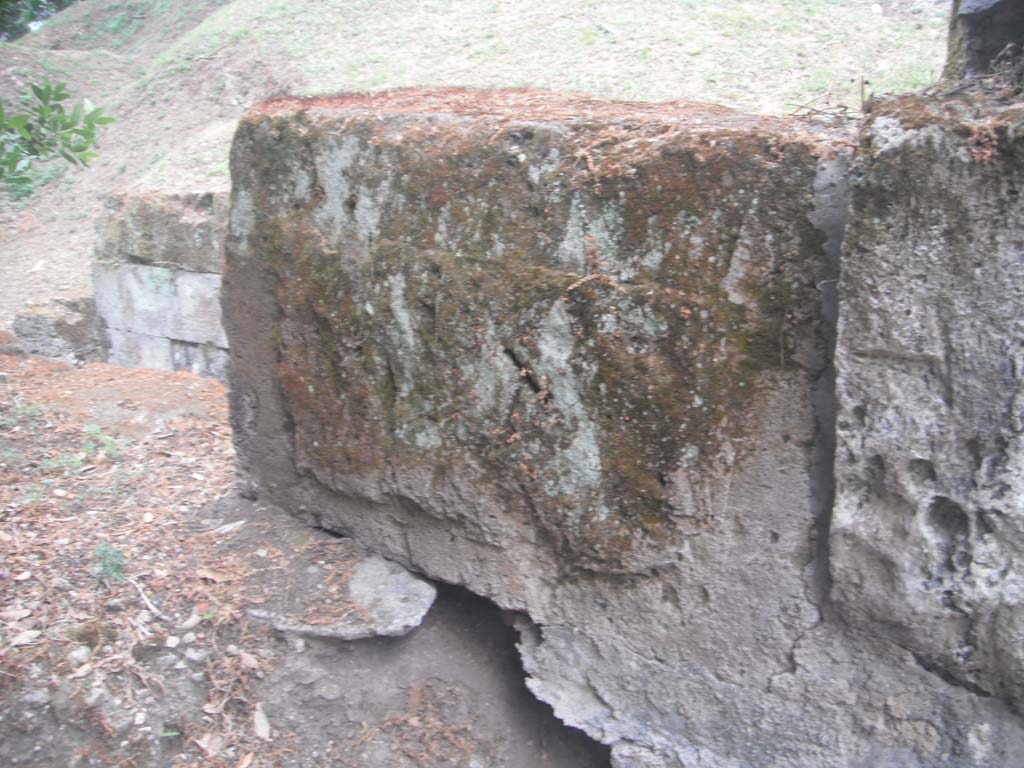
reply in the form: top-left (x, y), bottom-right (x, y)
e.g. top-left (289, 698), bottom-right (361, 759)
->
top-left (223, 90), bottom-right (1024, 767)
top-left (93, 193), bottom-right (229, 379)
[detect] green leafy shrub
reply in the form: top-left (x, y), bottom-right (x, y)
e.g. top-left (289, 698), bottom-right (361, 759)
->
top-left (0, 78), bottom-right (113, 193)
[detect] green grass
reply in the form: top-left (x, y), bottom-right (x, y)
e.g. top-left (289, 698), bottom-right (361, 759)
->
top-left (35, 424), bottom-right (122, 476)
top-left (150, 0), bottom-right (947, 116)
top-left (0, 401), bottom-right (43, 430)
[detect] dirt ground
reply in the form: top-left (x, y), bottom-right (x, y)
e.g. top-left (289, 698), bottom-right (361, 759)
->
top-left (0, 355), bottom-right (610, 767)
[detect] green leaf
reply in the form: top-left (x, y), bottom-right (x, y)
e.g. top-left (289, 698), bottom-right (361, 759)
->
top-left (3, 79), bottom-right (112, 197)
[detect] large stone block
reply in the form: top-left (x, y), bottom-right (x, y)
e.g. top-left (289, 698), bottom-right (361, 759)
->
top-left (833, 93), bottom-right (1024, 711)
top-left (91, 192), bottom-right (229, 379)
top-left (12, 297), bottom-right (101, 362)
top-left (96, 192), bottom-right (228, 274)
top-left (224, 89), bottom-right (1024, 766)
top-left (93, 263), bottom-right (227, 348)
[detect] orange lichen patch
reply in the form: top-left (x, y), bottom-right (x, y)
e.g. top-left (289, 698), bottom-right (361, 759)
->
top-left (252, 86), bottom-right (793, 130)
top-left (244, 87), bottom-right (848, 182)
top-left (868, 89), bottom-right (1024, 134)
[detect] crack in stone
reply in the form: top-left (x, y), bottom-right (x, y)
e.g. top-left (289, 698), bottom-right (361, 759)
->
top-left (808, 155), bottom-right (848, 609)
top-left (910, 651), bottom-right (993, 699)
top-left (503, 345), bottom-right (553, 403)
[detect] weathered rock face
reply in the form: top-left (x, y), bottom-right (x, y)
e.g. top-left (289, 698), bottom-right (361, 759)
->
top-left (224, 89), bottom-right (1024, 766)
top-left (93, 193), bottom-right (229, 379)
top-left (12, 297), bottom-right (101, 362)
top-left (833, 93), bottom-right (1024, 713)
top-left (945, 0), bottom-right (1024, 78)
top-left (96, 192), bottom-right (227, 274)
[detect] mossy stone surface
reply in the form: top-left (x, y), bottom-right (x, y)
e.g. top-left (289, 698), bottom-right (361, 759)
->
top-left (233, 91), bottom-right (827, 571)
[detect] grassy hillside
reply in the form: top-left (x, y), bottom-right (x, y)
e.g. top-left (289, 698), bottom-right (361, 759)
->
top-left (0, 0), bottom-right (948, 327)
top-left (153, 0), bottom-right (947, 111)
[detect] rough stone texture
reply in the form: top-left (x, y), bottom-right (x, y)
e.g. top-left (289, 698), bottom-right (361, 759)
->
top-left (96, 192), bottom-right (228, 273)
top-left (93, 193), bottom-right (229, 379)
top-left (12, 298), bottom-right (102, 363)
top-left (94, 264), bottom-right (228, 379)
top-left (224, 89), bottom-right (1024, 767)
top-left (945, 0), bottom-right (1024, 78)
top-left (833, 93), bottom-right (1024, 714)
top-left (249, 553), bottom-right (438, 639)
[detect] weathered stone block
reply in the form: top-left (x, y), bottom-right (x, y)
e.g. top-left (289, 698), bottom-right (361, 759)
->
top-left (94, 263), bottom-right (227, 348)
top-left (102, 328), bottom-right (228, 380)
top-left (225, 89), bottom-right (1024, 766)
top-left (833, 93), bottom-right (1024, 711)
top-left (91, 192), bottom-right (229, 379)
top-left (96, 192), bottom-right (228, 274)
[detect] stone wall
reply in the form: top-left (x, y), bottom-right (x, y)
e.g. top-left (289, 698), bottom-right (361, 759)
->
top-left (93, 193), bottom-right (229, 379)
top-left (223, 89), bottom-right (1024, 767)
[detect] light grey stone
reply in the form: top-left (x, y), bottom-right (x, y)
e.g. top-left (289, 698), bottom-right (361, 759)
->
top-left (832, 92), bottom-right (1024, 711)
top-left (94, 264), bottom-right (228, 379)
top-left (346, 555), bottom-right (439, 637)
top-left (248, 553), bottom-right (436, 641)
top-left (66, 646), bottom-right (91, 668)
top-left (93, 263), bottom-right (226, 348)
top-left (91, 191), bottom-right (230, 379)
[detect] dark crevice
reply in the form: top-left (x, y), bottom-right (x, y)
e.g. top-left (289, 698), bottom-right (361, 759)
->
top-left (343, 578), bottom-right (613, 767)
top-left (808, 154), bottom-right (850, 609)
top-left (911, 651), bottom-right (993, 699)
top-left (951, 0), bottom-right (1024, 77)
top-left (261, 555), bottom-right (613, 768)
top-left (435, 584), bottom-right (612, 767)
top-left (503, 346), bottom-right (553, 403)
top-left (309, 519), bottom-right (347, 539)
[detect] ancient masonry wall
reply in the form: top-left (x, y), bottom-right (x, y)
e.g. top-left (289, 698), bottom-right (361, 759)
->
top-left (222, 88), bottom-right (1024, 767)
top-left (92, 192), bottom-right (229, 380)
